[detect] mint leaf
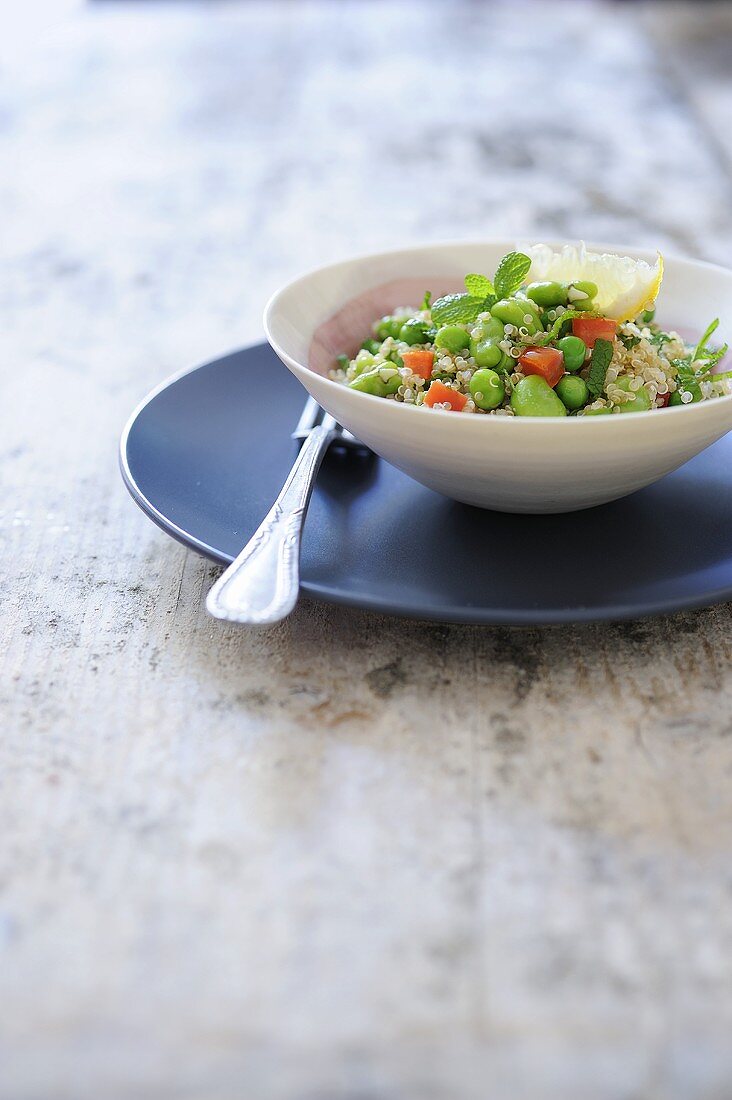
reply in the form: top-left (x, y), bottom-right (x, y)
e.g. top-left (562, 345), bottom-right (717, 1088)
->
top-left (687, 317), bottom-right (728, 373)
top-left (464, 273), bottom-right (494, 298)
top-left (704, 345), bottom-right (726, 367)
top-left (493, 251), bottom-right (531, 299)
top-left (587, 338), bottom-right (614, 398)
top-left (704, 344), bottom-right (728, 366)
top-left (420, 290), bottom-right (432, 311)
top-left (431, 293), bottom-right (488, 326)
top-left (673, 359), bottom-right (702, 402)
top-left (674, 358), bottom-right (694, 383)
top-left (692, 318), bottom-right (719, 363)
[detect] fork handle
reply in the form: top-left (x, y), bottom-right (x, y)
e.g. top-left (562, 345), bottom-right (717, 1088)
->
top-left (206, 421), bottom-right (336, 625)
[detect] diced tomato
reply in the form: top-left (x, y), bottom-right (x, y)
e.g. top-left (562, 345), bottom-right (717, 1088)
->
top-left (424, 380), bottom-right (468, 411)
top-left (518, 346), bottom-right (565, 388)
top-left (572, 316), bottom-right (617, 347)
top-left (657, 392), bottom-right (671, 408)
top-left (402, 349), bottom-right (434, 380)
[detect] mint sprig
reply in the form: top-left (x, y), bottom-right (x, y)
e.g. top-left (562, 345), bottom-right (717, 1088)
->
top-left (587, 338), bottom-right (614, 398)
top-left (493, 251), bottom-right (531, 300)
top-left (431, 272), bottom-right (495, 326)
top-left (429, 252), bottom-right (531, 327)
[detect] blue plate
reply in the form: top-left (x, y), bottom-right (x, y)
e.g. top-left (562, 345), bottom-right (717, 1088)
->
top-left (120, 343), bottom-right (732, 624)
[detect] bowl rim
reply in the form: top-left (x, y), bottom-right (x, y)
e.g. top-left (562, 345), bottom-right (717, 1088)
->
top-left (263, 237), bottom-right (732, 427)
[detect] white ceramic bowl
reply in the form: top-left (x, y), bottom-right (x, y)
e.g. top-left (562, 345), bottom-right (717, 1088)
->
top-left (264, 240), bottom-right (732, 513)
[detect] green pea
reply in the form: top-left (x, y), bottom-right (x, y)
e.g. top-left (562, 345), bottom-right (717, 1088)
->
top-left (348, 366), bottom-right (401, 397)
top-left (526, 281), bottom-right (568, 307)
top-left (491, 298), bottom-right (542, 334)
top-left (569, 279), bottom-right (598, 300)
top-left (614, 376), bottom-right (652, 414)
top-left (556, 334), bottom-right (587, 372)
top-left (516, 295), bottom-right (544, 331)
top-left (555, 375), bottom-right (589, 410)
top-left (469, 368), bottom-right (504, 410)
top-left (641, 307), bottom-right (656, 324)
top-left (515, 294), bottom-right (542, 317)
top-left (510, 375), bottom-right (567, 417)
top-left (361, 338), bottom-right (382, 354)
top-left (577, 280), bottom-right (598, 296)
top-left (435, 325), bottom-right (470, 353)
top-left (352, 350), bottom-right (376, 376)
top-left (583, 406), bottom-right (612, 416)
top-left (566, 281), bottom-right (597, 312)
top-left (375, 316), bottom-right (404, 340)
top-left (473, 343), bottom-right (512, 372)
top-left (399, 319), bottom-right (430, 346)
top-left (383, 368), bottom-right (402, 393)
top-left (471, 316), bottom-right (505, 342)
top-left (472, 338), bottom-right (503, 369)
top-left (488, 299), bottom-right (521, 323)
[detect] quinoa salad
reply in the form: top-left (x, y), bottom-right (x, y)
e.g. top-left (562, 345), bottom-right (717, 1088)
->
top-left (330, 247), bottom-right (730, 417)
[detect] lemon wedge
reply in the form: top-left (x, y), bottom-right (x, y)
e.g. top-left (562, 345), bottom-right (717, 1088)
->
top-left (523, 242), bottom-right (664, 322)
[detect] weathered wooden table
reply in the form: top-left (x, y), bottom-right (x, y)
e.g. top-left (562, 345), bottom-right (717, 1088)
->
top-left (3, 3), bottom-right (732, 1097)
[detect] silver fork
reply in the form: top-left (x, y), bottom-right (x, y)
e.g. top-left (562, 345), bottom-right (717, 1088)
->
top-left (206, 397), bottom-right (361, 626)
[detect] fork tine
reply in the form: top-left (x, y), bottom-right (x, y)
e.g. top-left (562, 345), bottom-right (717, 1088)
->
top-left (292, 395), bottom-right (322, 439)
top-left (292, 394), bottom-right (368, 452)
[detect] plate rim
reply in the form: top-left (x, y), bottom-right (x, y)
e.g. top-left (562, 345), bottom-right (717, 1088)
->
top-left (119, 343), bottom-right (732, 625)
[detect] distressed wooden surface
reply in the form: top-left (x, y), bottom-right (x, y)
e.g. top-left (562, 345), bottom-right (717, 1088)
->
top-left (2, 2), bottom-right (732, 1098)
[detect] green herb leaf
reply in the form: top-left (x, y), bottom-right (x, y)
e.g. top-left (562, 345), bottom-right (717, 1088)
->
top-left (531, 309), bottom-right (586, 346)
top-left (692, 318), bottom-right (719, 363)
top-left (493, 251), bottom-right (531, 299)
top-left (673, 359), bottom-right (702, 402)
top-left (587, 338), bottom-right (614, 398)
top-left (672, 349), bottom-right (729, 399)
top-left (431, 293), bottom-right (488, 326)
top-left (420, 290), bottom-right (432, 311)
top-left (687, 317), bottom-right (728, 375)
top-left (620, 334), bottom-right (641, 351)
top-left (464, 273), bottom-right (494, 298)
top-left (705, 343), bottom-right (729, 366)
